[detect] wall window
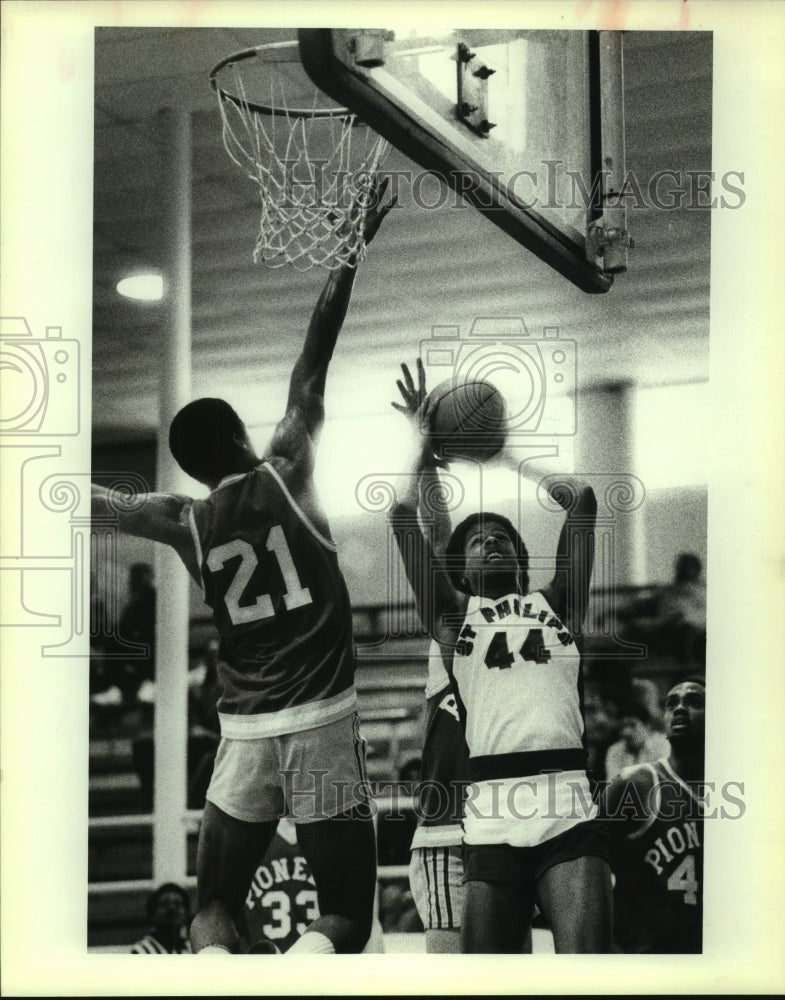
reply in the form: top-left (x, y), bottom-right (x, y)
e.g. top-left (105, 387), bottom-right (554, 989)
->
top-left (635, 382), bottom-right (708, 489)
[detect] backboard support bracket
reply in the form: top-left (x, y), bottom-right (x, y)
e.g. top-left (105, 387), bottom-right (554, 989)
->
top-left (587, 212), bottom-right (635, 274)
top-left (456, 43), bottom-right (496, 138)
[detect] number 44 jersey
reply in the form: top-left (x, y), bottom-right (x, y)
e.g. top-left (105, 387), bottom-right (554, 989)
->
top-left (188, 461), bottom-right (356, 739)
top-left (449, 589), bottom-right (595, 847)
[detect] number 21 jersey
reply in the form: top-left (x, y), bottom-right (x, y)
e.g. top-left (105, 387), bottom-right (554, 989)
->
top-left (188, 461), bottom-right (356, 739)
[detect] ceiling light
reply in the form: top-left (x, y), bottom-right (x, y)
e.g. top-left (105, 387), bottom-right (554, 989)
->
top-left (117, 273), bottom-right (163, 301)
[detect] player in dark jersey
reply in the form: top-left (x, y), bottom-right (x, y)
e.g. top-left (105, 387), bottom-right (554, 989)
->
top-left (388, 358), bottom-right (611, 954)
top-left (602, 676), bottom-right (705, 953)
top-left (91, 179), bottom-right (395, 955)
top-left (242, 818), bottom-right (385, 953)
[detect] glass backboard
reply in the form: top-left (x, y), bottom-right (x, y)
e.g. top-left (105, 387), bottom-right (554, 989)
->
top-left (299, 28), bottom-right (632, 293)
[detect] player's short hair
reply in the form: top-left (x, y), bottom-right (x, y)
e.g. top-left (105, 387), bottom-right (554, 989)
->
top-left (169, 398), bottom-right (245, 483)
top-left (670, 673), bottom-right (706, 692)
top-left (146, 882), bottom-right (191, 922)
top-left (445, 512), bottom-right (530, 594)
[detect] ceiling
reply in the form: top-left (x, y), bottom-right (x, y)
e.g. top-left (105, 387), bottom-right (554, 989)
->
top-left (92, 27), bottom-right (712, 444)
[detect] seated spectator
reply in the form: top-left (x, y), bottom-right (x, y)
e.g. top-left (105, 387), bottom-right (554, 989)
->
top-left (131, 636), bottom-right (224, 812)
top-left (89, 571), bottom-right (112, 698)
top-left (655, 553), bottom-right (706, 666)
top-left (116, 562), bottom-right (157, 705)
top-left (618, 553), bottom-right (706, 667)
top-left (629, 677), bottom-right (665, 728)
top-left (187, 636), bottom-right (222, 809)
top-left (604, 702), bottom-right (671, 781)
top-left (188, 636), bottom-right (221, 737)
top-left (378, 881), bottom-right (423, 935)
top-left (130, 882), bottom-right (192, 954)
top-left (583, 684), bottom-right (620, 783)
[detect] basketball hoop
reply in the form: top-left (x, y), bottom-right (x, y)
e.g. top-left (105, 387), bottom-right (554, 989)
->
top-left (210, 40), bottom-right (390, 271)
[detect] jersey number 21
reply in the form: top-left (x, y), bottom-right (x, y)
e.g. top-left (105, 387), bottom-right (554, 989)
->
top-left (206, 525), bottom-right (312, 625)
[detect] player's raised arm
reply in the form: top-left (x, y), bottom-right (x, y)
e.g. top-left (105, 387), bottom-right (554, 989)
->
top-left (389, 360), bottom-right (464, 638)
top-left (517, 463), bottom-right (597, 635)
top-left (392, 359), bottom-right (454, 554)
top-left (266, 177), bottom-right (396, 472)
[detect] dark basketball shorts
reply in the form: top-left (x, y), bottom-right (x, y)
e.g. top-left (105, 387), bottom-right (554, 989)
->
top-left (463, 818), bottom-right (610, 890)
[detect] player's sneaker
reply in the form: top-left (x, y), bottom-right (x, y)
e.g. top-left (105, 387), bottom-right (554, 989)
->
top-left (247, 939), bottom-right (280, 954)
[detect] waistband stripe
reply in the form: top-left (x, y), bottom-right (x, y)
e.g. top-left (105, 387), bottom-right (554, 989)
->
top-left (468, 748), bottom-right (588, 781)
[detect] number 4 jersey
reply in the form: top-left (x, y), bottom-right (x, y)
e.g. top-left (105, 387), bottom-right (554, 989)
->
top-left (610, 758), bottom-right (704, 953)
top-left (188, 461), bottom-right (356, 739)
top-left (449, 589), bottom-right (596, 847)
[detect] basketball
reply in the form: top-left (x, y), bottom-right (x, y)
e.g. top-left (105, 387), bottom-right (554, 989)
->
top-left (427, 378), bottom-right (507, 462)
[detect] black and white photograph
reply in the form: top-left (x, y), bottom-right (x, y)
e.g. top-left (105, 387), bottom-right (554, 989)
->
top-left (1, 2), bottom-right (784, 996)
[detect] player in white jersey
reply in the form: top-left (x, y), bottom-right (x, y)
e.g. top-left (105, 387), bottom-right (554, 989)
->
top-left (92, 181), bottom-right (395, 955)
top-left (393, 364), bottom-right (533, 954)
top-left (389, 359), bottom-right (611, 953)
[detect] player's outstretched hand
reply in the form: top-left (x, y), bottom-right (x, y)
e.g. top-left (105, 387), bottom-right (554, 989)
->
top-left (391, 358), bottom-right (427, 421)
top-left (329, 174), bottom-right (395, 256)
top-left (362, 174), bottom-right (397, 245)
top-left (391, 359), bottom-right (449, 470)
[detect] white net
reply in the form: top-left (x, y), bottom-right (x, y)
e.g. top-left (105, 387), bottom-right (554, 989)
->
top-left (214, 56), bottom-right (390, 271)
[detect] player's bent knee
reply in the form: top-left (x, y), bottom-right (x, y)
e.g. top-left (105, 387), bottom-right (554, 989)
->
top-left (190, 901), bottom-right (240, 954)
top-left (314, 890), bottom-right (374, 951)
top-left (343, 915), bottom-right (373, 954)
top-left (305, 913), bottom-right (371, 954)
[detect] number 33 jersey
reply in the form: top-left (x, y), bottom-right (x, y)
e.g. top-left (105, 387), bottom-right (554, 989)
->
top-left (244, 823), bottom-right (320, 952)
top-left (188, 461), bottom-right (356, 739)
top-left (449, 589), bottom-right (595, 847)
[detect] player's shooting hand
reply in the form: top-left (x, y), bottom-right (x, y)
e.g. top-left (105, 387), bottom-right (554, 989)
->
top-left (391, 359), bottom-right (427, 422)
top-left (391, 359), bottom-right (449, 471)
